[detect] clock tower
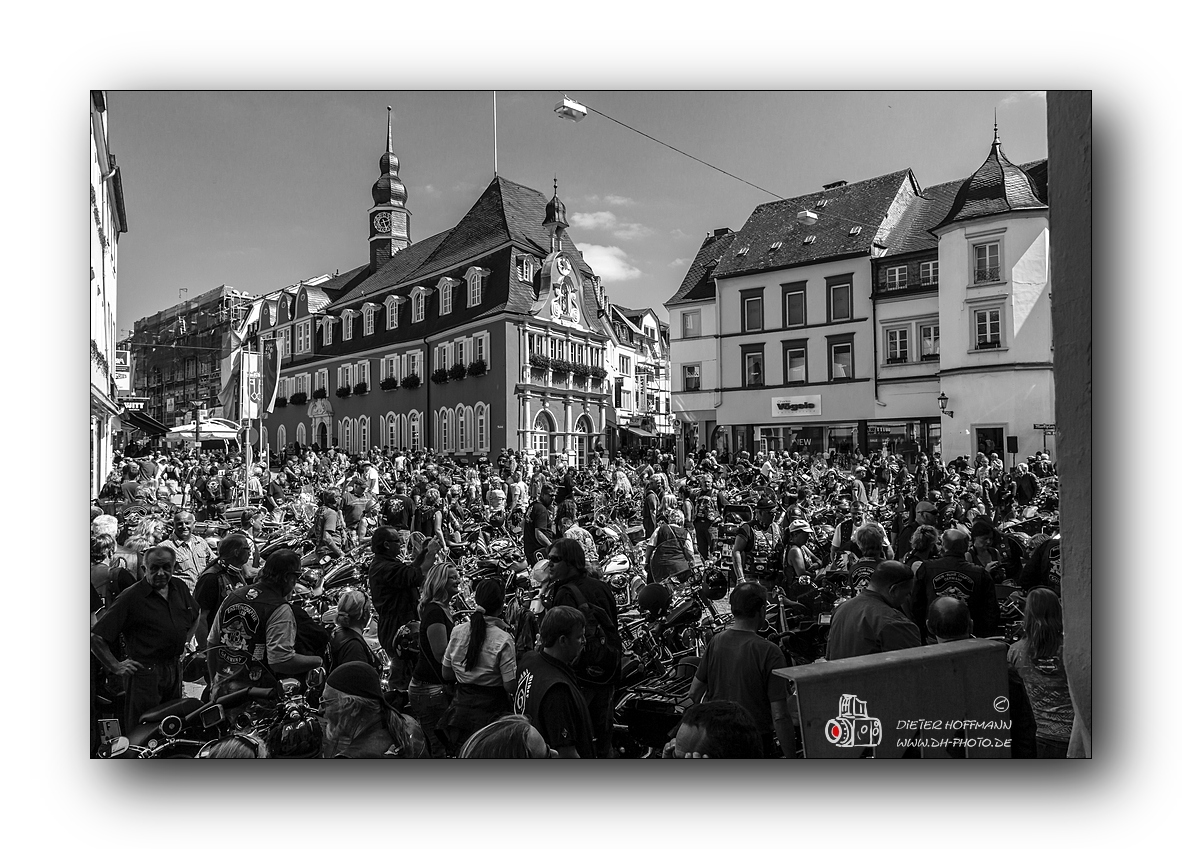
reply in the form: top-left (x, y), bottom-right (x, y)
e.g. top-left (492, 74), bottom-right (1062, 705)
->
top-left (370, 106), bottom-right (411, 271)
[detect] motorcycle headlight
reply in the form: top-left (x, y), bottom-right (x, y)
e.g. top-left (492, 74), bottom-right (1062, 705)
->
top-left (609, 574), bottom-right (629, 590)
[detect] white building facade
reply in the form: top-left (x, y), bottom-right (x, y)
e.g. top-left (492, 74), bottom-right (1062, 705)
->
top-left (90, 91), bottom-right (128, 497)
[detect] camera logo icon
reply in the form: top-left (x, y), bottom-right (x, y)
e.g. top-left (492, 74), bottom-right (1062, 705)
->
top-left (825, 693), bottom-right (883, 748)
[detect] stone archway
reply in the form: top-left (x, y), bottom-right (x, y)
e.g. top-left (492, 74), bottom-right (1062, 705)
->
top-left (308, 397), bottom-right (334, 453)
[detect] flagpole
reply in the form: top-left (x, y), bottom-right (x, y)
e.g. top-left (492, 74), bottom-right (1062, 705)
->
top-left (240, 339), bottom-right (252, 508)
top-left (492, 91), bottom-right (498, 177)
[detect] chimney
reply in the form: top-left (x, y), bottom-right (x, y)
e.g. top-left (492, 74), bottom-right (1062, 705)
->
top-left (822, 180), bottom-right (847, 190)
top-left (712, 227), bottom-right (733, 238)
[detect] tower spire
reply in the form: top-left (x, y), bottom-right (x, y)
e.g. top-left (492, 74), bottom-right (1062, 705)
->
top-left (370, 106), bottom-right (410, 270)
top-left (993, 109), bottom-right (999, 145)
top-left (386, 105), bottom-right (393, 154)
top-left (543, 175), bottom-right (568, 254)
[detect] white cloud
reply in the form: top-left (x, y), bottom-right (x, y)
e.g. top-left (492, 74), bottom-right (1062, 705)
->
top-left (612, 221), bottom-right (655, 241)
top-left (420, 184), bottom-right (441, 197)
top-left (576, 243), bottom-right (642, 283)
top-left (604, 194), bottom-right (636, 206)
top-left (670, 228), bottom-right (692, 240)
top-left (668, 258), bottom-right (688, 269)
top-left (570, 210), bottom-right (652, 241)
top-left (570, 210), bottom-right (618, 230)
top-left (1000, 91), bottom-right (1047, 106)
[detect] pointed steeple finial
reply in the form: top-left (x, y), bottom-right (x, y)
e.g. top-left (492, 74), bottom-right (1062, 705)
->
top-left (993, 109), bottom-right (999, 145)
top-left (386, 106), bottom-right (393, 154)
top-left (553, 174), bottom-right (559, 196)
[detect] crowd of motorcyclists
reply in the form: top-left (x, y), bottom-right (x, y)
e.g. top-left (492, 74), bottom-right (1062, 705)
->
top-left (90, 438), bottom-right (1068, 758)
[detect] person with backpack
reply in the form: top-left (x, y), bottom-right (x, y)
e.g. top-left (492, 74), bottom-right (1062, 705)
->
top-left (691, 477), bottom-right (722, 569)
top-left (543, 537), bottom-right (620, 759)
top-left (645, 509), bottom-right (695, 584)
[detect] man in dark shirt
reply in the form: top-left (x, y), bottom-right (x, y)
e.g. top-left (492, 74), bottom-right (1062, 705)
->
top-left (523, 485), bottom-right (555, 566)
top-left (894, 500), bottom-right (939, 565)
top-left (827, 561), bottom-right (923, 661)
top-left (91, 546), bottom-right (199, 730)
top-left (913, 529), bottom-right (1000, 640)
top-left (381, 481), bottom-right (415, 548)
top-left (193, 533), bottom-right (255, 649)
top-left (368, 527), bottom-right (435, 689)
top-left (690, 582), bottom-right (795, 757)
top-left (515, 605), bottom-right (595, 758)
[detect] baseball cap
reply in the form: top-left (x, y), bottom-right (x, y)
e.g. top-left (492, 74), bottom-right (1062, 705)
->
top-left (916, 501), bottom-right (938, 514)
top-left (788, 518), bottom-right (813, 535)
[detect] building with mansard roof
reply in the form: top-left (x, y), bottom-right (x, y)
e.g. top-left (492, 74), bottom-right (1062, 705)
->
top-left (665, 131), bottom-right (1052, 467)
top-left (251, 112), bottom-right (615, 466)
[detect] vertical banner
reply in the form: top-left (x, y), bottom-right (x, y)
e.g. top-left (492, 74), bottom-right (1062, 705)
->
top-left (260, 338), bottom-right (281, 417)
top-left (240, 351), bottom-right (260, 422)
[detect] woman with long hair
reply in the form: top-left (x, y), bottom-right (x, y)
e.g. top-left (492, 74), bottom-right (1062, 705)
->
top-left (407, 559), bottom-right (460, 757)
top-left (438, 578), bottom-right (517, 753)
top-left (458, 714), bottom-right (557, 759)
top-left (321, 662), bottom-right (427, 758)
top-left (328, 590), bottom-right (377, 673)
top-left (1007, 588), bottom-right (1075, 758)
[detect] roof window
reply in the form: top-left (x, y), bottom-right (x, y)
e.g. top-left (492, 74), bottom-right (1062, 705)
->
top-left (849, 226), bottom-right (862, 236)
top-left (769, 241), bottom-right (782, 251)
top-left (803, 235), bottom-right (816, 245)
top-left (736, 245), bottom-right (749, 257)
top-left (814, 198), bottom-right (830, 209)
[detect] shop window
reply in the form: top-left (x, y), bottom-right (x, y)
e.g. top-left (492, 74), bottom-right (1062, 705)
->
top-left (741, 291), bottom-right (764, 332)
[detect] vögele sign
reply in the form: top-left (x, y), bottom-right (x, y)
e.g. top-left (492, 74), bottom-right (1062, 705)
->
top-left (771, 395), bottom-right (822, 418)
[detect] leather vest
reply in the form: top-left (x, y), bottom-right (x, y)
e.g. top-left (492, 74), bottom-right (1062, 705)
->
top-left (514, 651), bottom-right (589, 733)
top-left (208, 582), bottom-right (288, 690)
top-left (741, 523), bottom-right (778, 571)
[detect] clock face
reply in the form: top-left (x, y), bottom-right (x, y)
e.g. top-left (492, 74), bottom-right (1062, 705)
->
top-left (555, 256), bottom-right (572, 276)
top-left (373, 212), bottom-right (392, 233)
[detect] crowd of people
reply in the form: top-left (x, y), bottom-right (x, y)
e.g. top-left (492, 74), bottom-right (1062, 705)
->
top-left (90, 439), bottom-right (1069, 758)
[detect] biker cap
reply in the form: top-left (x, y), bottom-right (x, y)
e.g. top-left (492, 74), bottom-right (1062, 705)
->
top-left (788, 519), bottom-right (813, 535)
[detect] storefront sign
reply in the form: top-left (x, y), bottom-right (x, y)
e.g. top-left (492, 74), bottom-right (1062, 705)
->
top-left (771, 395), bottom-right (822, 418)
top-left (1033, 423), bottom-right (1056, 430)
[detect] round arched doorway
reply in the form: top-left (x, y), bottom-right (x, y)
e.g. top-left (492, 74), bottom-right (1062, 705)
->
top-left (574, 414), bottom-right (594, 467)
top-left (317, 422), bottom-right (328, 450)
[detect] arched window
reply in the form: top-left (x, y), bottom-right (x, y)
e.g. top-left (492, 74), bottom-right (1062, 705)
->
top-left (260, 425), bottom-right (268, 456)
top-left (358, 415), bottom-right (369, 453)
top-left (440, 409), bottom-right (450, 452)
top-left (295, 422), bottom-right (306, 446)
top-left (475, 403), bottom-right (488, 452)
top-left (385, 413), bottom-right (396, 448)
top-left (532, 410), bottom-right (554, 460)
top-left (463, 406), bottom-right (474, 452)
top-left (447, 408), bottom-right (456, 452)
top-left (456, 405), bottom-right (467, 453)
top-left (409, 412), bottom-right (421, 451)
top-left (342, 419), bottom-right (353, 454)
top-left (575, 415), bottom-right (593, 467)
top-left (398, 414), bottom-right (407, 449)
top-left (276, 424), bottom-right (287, 454)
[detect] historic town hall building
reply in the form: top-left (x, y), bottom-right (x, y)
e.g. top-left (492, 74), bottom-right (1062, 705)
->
top-left (252, 112), bottom-right (614, 464)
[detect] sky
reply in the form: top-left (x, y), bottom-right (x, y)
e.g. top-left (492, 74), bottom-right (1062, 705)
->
top-left (108, 90), bottom-right (1047, 334)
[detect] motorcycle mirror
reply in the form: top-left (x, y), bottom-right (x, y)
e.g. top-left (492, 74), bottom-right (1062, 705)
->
top-left (160, 715), bottom-right (183, 738)
top-left (280, 678), bottom-right (302, 696)
top-left (306, 667), bottom-right (327, 690)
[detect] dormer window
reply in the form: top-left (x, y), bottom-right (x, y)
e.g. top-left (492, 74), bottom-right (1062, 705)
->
top-left (885, 266), bottom-right (908, 290)
top-left (803, 235), bottom-right (816, 245)
top-left (438, 277), bottom-right (458, 316)
top-left (769, 241), bottom-right (783, 251)
top-left (384, 294), bottom-right (402, 330)
top-left (362, 304), bottom-right (377, 336)
top-left (736, 245), bottom-right (749, 257)
top-left (515, 254), bottom-right (536, 282)
top-left (320, 316), bottom-right (335, 346)
top-left (466, 266), bottom-right (489, 308)
top-left (411, 288), bottom-right (427, 323)
top-left (341, 309), bottom-right (357, 341)
top-left (814, 198), bottom-right (829, 209)
top-left (849, 226), bottom-right (862, 236)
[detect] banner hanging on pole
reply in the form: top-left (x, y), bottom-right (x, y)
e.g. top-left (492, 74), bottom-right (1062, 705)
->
top-left (260, 338), bottom-right (281, 417)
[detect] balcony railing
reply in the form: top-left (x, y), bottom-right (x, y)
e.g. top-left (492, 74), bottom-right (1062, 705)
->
top-left (523, 365), bottom-right (606, 394)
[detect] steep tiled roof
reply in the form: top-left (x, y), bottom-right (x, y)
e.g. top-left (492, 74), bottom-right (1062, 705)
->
top-left (335, 232), bottom-right (451, 306)
top-left (665, 229), bottom-right (737, 305)
top-left (879, 178), bottom-right (962, 256)
top-left (933, 138), bottom-right (1047, 231)
top-left (714, 170), bottom-right (916, 278)
top-left (302, 286), bottom-right (333, 314)
top-left (407, 177), bottom-right (593, 284)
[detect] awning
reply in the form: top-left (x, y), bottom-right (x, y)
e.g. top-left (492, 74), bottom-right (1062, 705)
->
top-left (621, 426), bottom-right (656, 440)
top-left (121, 409), bottom-right (169, 436)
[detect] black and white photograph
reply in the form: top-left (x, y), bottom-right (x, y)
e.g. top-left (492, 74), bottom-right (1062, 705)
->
top-left (87, 89), bottom-right (1088, 762)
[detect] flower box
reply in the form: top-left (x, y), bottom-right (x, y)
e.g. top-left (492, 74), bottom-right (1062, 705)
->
top-left (275, 396), bottom-right (288, 408)
top-left (448, 363), bottom-right (467, 382)
top-left (312, 387), bottom-right (328, 400)
top-left (380, 376), bottom-right (399, 391)
top-left (289, 391), bottom-right (308, 405)
top-left (528, 353), bottom-right (551, 369)
top-left (354, 381), bottom-right (369, 395)
top-left (401, 373), bottom-right (421, 390)
top-left (335, 386), bottom-right (352, 398)
top-left (467, 358), bottom-right (487, 377)
top-left (431, 368), bottom-right (450, 385)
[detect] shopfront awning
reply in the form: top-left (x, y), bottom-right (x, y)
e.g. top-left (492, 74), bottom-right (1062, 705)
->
top-left (121, 409), bottom-right (169, 437)
top-left (621, 426), bottom-right (656, 440)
